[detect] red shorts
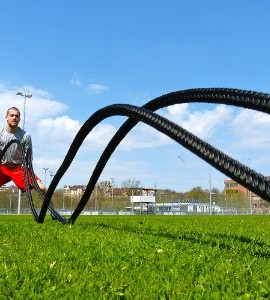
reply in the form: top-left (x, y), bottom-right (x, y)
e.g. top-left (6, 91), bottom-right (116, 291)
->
top-left (0, 164), bottom-right (40, 192)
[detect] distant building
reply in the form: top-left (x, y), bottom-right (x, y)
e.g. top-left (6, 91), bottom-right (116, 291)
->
top-left (153, 202), bottom-right (221, 214)
top-left (224, 178), bottom-right (270, 214)
top-left (130, 188), bottom-right (156, 204)
top-left (0, 185), bottom-right (7, 192)
top-left (128, 201), bottom-right (221, 215)
top-left (63, 185), bottom-right (86, 198)
top-left (0, 185), bottom-right (18, 192)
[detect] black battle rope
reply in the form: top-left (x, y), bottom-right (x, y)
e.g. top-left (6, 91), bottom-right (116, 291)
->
top-left (0, 141), bottom-right (66, 222)
top-left (26, 149), bottom-right (67, 223)
top-left (0, 140), bottom-right (39, 221)
top-left (68, 105), bottom-right (270, 224)
top-left (68, 88), bottom-right (270, 223)
top-left (38, 88), bottom-right (270, 223)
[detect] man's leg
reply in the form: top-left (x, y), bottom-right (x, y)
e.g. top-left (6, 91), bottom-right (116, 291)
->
top-left (35, 178), bottom-right (47, 195)
top-left (0, 165), bottom-right (12, 187)
top-left (9, 166), bottom-right (45, 193)
top-left (9, 166), bottom-right (28, 192)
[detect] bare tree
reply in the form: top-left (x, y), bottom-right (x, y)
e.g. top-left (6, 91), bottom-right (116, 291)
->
top-left (121, 179), bottom-right (141, 189)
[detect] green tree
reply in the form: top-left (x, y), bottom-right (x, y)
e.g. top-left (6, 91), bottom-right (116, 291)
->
top-left (183, 186), bottom-right (209, 202)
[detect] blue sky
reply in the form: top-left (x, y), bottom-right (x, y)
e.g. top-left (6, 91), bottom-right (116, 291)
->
top-left (1, 0), bottom-right (270, 192)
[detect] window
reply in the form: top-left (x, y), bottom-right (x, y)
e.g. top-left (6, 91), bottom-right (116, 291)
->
top-left (225, 182), bottom-right (238, 187)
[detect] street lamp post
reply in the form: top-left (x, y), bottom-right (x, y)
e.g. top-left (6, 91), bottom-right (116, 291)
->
top-left (16, 91), bottom-right (32, 214)
top-left (209, 167), bottom-right (212, 215)
top-left (49, 171), bottom-right (54, 183)
top-left (247, 157), bottom-right (252, 214)
top-left (95, 185), bottom-right (98, 211)
top-left (43, 168), bottom-right (49, 188)
top-left (110, 178), bottom-right (115, 209)
top-left (9, 189), bottom-right (15, 214)
top-left (16, 92), bottom-right (32, 130)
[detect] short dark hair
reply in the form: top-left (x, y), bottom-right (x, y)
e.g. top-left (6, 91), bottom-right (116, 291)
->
top-left (6, 107), bottom-right (20, 117)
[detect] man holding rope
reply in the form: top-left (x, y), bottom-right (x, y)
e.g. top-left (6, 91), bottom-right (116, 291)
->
top-left (0, 107), bottom-right (45, 192)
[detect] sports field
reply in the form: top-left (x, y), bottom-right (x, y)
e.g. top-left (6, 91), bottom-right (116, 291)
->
top-left (1, 215), bottom-right (270, 299)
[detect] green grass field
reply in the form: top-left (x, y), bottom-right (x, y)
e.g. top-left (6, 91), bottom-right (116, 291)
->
top-left (1, 215), bottom-right (270, 299)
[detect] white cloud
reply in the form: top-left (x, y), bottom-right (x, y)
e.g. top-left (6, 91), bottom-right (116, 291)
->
top-left (70, 73), bottom-right (82, 86)
top-left (118, 104), bottom-right (233, 151)
top-left (163, 104), bottom-right (232, 139)
top-left (35, 115), bottom-right (118, 160)
top-left (231, 109), bottom-right (270, 149)
top-left (84, 124), bottom-right (117, 148)
top-left (0, 84), bottom-right (68, 129)
top-left (70, 79), bottom-right (82, 86)
top-left (119, 124), bottom-right (171, 151)
top-left (87, 83), bottom-right (108, 94)
top-left (182, 105), bottom-right (232, 139)
top-left (167, 103), bottom-right (189, 117)
top-left (37, 116), bottom-right (80, 145)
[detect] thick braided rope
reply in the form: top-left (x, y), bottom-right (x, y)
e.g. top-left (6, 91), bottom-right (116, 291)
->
top-left (0, 140), bottom-right (39, 221)
top-left (68, 88), bottom-right (270, 223)
top-left (37, 88), bottom-right (270, 223)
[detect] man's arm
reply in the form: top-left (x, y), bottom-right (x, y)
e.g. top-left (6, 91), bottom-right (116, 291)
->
top-left (24, 133), bottom-right (33, 158)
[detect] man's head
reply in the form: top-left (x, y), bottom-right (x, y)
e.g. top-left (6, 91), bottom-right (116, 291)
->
top-left (6, 107), bottom-right (21, 129)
